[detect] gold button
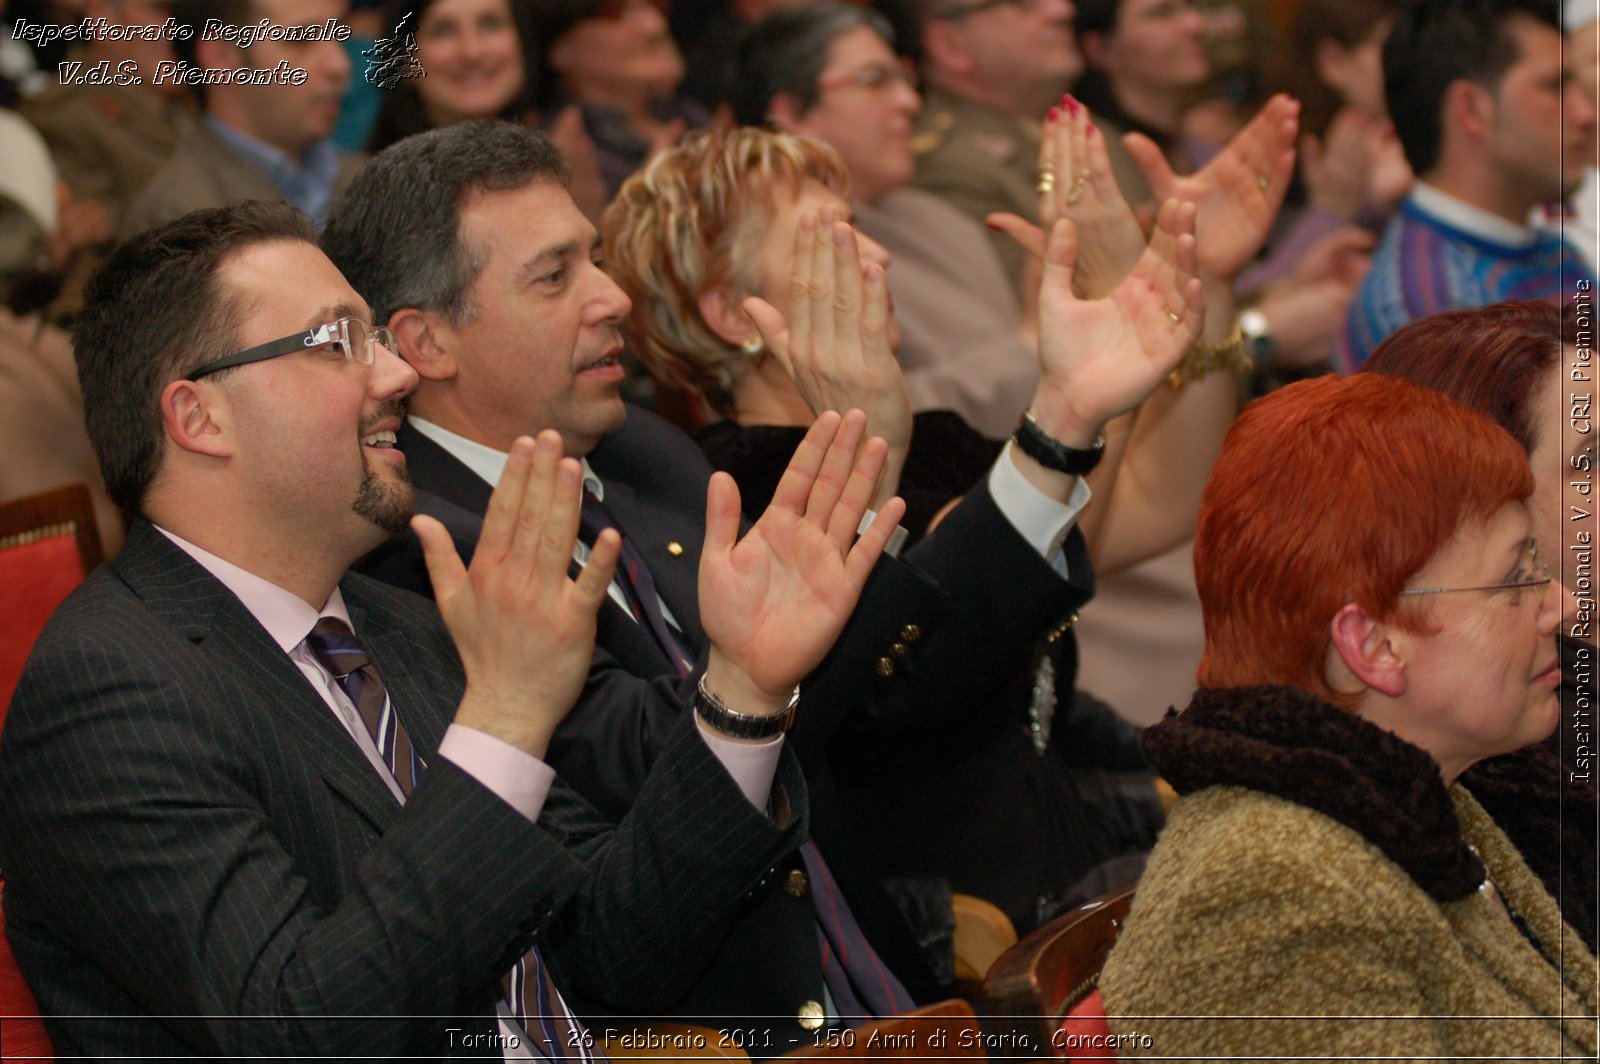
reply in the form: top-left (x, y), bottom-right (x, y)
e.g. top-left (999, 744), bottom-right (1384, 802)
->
top-left (890, 642), bottom-right (908, 657)
top-left (797, 1000), bottom-right (825, 1031)
top-left (666, 541), bottom-right (684, 556)
top-left (785, 870), bottom-right (809, 898)
top-left (876, 657), bottom-right (896, 678)
top-left (900, 624), bottom-right (922, 643)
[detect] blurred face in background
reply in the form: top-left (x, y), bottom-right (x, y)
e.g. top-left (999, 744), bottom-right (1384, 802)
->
top-left (1083, 0), bottom-right (1209, 97)
top-left (414, 0), bottom-right (525, 125)
top-left (547, 0), bottom-right (684, 106)
top-left (1315, 16), bottom-right (1393, 117)
top-left (785, 27), bottom-right (921, 206)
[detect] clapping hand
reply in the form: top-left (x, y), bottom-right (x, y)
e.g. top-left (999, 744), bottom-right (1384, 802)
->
top-left (698, 410), bottom-right (906, 712)
top-left (1032, 200), bottom-right (1207, 438)
top-left (1124, 93), bottom-right (1299, 282)
top-left (417, 432), bottom-right (620, 758)
top-left (988, 94), bottom-right (1147, 299)
top-left (743, 204), bottom-right (913, 506)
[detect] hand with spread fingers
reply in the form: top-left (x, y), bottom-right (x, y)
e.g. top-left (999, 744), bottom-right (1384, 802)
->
top-left (1124, 93), bottom-right (1299, 282)
top-left (1032, 199), bottom-right (1207, 441)
top-left (744, 204), bottom-right (912, 508)
top-left (415, 431), bottom-right (621, 758)
top-left (699, 409), bottom-right (907, 713)
top-left (989, 94), bottom-right (1147, 300)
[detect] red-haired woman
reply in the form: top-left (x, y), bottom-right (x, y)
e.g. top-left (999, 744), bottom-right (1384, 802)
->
top-left (1100, 373), bottom-right (1596, 1059)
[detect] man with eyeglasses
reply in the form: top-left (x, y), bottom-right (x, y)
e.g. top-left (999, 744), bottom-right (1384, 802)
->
top-left (911, 0), bottom-right (1083, 294)
top-left (0, 199), bottom-right (901, 1058)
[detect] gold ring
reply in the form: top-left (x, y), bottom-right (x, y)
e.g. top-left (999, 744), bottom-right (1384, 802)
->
top-left (1256, 175), bottom-right (1270, 192)
top-left (1166, 309), bottom-right (1182, 324)
top-left (1065, 174), bottom-right (1088, 205)
top-left (1037, 174), bottom-right (1056, 194)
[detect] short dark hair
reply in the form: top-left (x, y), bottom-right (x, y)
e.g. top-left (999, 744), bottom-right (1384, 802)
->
top-left (74, 200), bottom-right (317, 514)
top-left (322, 121), bottom-right (569, 328)
top-left (729, 4), bottom-right (897, 127)
top-left (171, 0), bottom-right (253, 107)
top-left (1383, 0), bottom-right (1560, 175)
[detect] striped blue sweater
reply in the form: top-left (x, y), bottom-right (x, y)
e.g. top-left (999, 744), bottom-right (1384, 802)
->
top-left (1341, 191), bottom-right (1593, 370)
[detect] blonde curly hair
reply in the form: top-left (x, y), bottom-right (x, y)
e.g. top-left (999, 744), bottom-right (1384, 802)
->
top-left (601, 127), bottom-right (849, 415)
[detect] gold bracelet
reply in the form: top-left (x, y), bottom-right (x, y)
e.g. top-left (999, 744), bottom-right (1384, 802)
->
top-left (1167, 324), bottom-right (1254, 390)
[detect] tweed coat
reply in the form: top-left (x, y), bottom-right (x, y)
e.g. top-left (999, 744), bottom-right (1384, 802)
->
top-left (1102, 685), bottom-right (1598, 1061)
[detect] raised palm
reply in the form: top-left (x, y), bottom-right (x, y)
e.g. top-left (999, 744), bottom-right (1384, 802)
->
top-left (1125, 94), bottom-right (1299, 280)
top-left (1036, 200), bottom-right (1206, 429)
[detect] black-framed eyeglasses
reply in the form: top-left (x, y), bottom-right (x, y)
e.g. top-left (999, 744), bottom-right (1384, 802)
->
top-left (1399, 538), bottom-right (1553, 598)
top-left (187, 317), bottom-right (396, 381)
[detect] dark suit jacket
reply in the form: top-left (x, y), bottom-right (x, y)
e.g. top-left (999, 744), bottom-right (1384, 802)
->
top-left (0, 521), bottom-right (804, 1061)
top-left (119, 122), bottom-right (365, 240)
top-left (357, 409), bottom-right (1093, 1046)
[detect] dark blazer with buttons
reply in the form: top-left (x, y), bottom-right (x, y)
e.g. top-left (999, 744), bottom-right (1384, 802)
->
top-left (0, 520), bottom-right (805, 1061)
top-left (357, 408), bottom-right (1089, 1049)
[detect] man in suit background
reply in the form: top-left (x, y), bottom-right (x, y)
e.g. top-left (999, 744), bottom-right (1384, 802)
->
top-left (120, 0), bottom-right (363, 238)
top-left (0, 199), bottom-right (900, 1058)
top-left (325, 120), bottom-right (1194, 1043)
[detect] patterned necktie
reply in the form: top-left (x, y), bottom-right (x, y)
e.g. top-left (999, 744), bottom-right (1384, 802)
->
top-left (305, 618), bottom-right (603, 1063)
top-left (579, 490), bottom-right (696, 678)
top-left (799, 843), bottom-right (916, 1022)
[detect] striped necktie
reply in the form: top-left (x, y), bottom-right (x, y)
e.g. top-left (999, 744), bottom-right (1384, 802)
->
top-left (579, 490), bottom-right (696, 678)
top-left (305, 618), bottom-right (604, 1062)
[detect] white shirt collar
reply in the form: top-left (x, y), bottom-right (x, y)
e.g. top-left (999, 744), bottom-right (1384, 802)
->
top-left (1411, 181), bottom-right (1539, 248)
top-left (407, 415), bottom-right (604, 499)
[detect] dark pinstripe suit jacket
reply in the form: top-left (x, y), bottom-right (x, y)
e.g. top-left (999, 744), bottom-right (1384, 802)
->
top-left (0, 520), bottom-right (806, 1061)
top-left (358, 409), bottom-right (1089, 1047)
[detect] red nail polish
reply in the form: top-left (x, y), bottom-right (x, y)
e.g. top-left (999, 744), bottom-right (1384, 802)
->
top-left (1086, 123), bottom-right (1096, 137)
top-left (1048, 106), bottom-right (1060, 123)
top-left (1064, 95), bottom-right (1081, 117)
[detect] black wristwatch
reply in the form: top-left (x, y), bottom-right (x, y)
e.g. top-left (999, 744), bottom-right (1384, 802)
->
top-left (693, 675), bottom-right (800, 740)
top-left (1013, 413), bottom-right (1106, 475)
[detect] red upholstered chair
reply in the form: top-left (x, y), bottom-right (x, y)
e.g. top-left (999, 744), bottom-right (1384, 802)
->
top-left (979, 887), bottom-right (1134, 1061)
top-left (1, 484), bottom-right (105, 715)
top-left (0, 878), bottom-right (52, 1059)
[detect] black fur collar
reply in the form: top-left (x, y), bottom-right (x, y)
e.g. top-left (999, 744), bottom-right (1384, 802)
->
top-left (1143, 685), bottom-right (1484, 902)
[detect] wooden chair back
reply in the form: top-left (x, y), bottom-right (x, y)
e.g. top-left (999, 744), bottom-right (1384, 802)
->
top-left (979, 888), bottom-right (1134, 1059)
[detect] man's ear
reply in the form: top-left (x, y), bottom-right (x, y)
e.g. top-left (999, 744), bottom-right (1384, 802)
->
top-left (921, 19), bottom-right (974, 80)
top-left (1326, 602), bottom-right (1407, 698)
top-left (766, 91), bottom-right (806, 133)
top-left (158, 378), bottom-right (231, 458)
top-left (1444, 78), bottom-right (1493, 143)
top-left (697, 285), bottom-right (757, 347)
top-left (389, 308), bottom-right (457, 382)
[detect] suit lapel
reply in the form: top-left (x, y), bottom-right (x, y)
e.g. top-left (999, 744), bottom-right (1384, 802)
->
top-left (117, 522), bottom-right (402, 833)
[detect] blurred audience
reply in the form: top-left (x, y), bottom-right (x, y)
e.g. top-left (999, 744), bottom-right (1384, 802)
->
top-left (732, 2), bottom-right (1038, 436)
top-left (0, 113), bottom-right (124, 554)
top-left (1103, 372), bottom-right (1596, 1057)
top-left (1342, 0), bottom-right (1596, 369)
top-left (909, 0), bottom-right (1081, 294)
top-left (120, 0), bottom-right (362, 237)
top-left (529, 0), bottom-right (707, 201)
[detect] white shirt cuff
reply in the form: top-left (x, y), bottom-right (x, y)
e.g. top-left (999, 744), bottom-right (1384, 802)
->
top-left (438, 724), bottom-right (556, 823)
top-left (988, 440), bottom-right (1092, 578)
top-left (694, 719), bottom-right (785, 811)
